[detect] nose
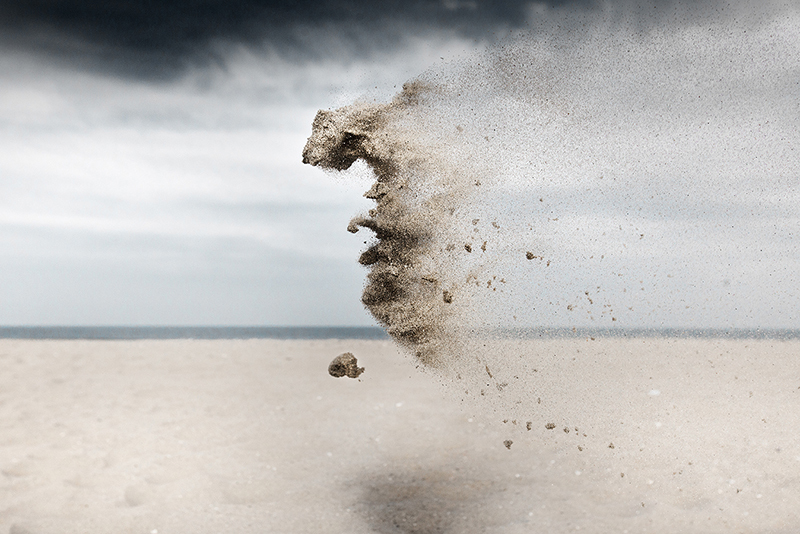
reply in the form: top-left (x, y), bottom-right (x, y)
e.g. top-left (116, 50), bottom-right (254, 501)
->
top-left (302, 155), bottom-right (309, 164)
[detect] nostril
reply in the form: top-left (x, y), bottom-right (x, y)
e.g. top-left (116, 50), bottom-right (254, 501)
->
top-left (302, 156), bottom-right (309, 164)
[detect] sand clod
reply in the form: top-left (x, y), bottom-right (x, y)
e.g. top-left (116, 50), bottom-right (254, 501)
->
top-left (328, 352), bottom-right (365, 379)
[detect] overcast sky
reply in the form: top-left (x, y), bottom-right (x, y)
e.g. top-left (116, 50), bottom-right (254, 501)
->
top-left (0, 0), bottom-right (798, 327)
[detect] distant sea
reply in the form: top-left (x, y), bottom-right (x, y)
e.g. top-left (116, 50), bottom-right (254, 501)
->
top-left (0, 326), bottom-right (390, 340)
top-left (499, 327), bottom-right (800, 340)
top-left (0, 326), bottom-right (799, 340)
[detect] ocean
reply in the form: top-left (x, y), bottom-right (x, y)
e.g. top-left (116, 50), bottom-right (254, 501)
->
top-left (0, 326), bottom-right (390, 340)
top-left (0, 326), bottom-right (798, 340)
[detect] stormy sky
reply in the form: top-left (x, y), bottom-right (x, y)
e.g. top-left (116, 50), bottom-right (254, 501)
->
top-left (1, 0), bottom-right (798, 327)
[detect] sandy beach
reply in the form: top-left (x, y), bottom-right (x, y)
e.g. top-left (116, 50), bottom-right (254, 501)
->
top-left (0, 337), bottom-right (798, 533)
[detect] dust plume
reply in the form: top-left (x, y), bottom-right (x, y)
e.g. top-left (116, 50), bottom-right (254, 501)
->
top-left (302, 3), bottom-right (800, 380)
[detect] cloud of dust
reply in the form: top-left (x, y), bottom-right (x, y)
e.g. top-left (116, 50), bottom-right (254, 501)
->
top-left (302, 2), bottom-right (800, 385)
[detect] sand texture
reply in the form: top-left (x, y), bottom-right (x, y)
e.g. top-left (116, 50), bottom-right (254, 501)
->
top-left (0, 338), bottom-right (798, 533)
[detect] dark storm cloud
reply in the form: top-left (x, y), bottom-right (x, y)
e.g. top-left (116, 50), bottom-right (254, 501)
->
top-left (0, 0), bottom-right (541, 78)
top-left (0, 0), bottom-right (725, 79)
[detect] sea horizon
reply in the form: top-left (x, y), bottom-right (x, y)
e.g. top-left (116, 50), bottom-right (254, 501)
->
top-left (1, 325), bottom-right (799, 340)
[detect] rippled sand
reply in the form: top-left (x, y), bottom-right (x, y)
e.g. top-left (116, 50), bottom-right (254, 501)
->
top-left (0, 338), bottom-right (798, 533)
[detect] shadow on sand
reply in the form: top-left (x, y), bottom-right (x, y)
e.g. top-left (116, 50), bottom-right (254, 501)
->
top-left (351, 463), bottom-right (508, 534)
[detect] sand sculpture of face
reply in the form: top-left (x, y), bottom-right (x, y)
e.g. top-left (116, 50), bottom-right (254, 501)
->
top-left (302, 85), bottom-right (451, 365)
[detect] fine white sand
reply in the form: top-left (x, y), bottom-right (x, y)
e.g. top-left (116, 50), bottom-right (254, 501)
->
top-left (0, 338), bottom-right (798, 533)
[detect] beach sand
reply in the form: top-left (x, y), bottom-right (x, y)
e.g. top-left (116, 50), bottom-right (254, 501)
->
top-left (0, 338), bottom-right (798, 533)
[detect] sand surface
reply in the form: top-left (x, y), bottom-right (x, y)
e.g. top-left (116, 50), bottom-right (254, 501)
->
top-left (0, 338), bottom-right (798, 533)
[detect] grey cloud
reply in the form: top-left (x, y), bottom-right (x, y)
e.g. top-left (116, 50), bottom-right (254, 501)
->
top-left (0, 226), bottom-right (372, 325)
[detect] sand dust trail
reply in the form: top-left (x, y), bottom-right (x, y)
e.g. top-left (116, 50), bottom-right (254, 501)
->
top-left (302, 6), bottom-right (800, 374)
